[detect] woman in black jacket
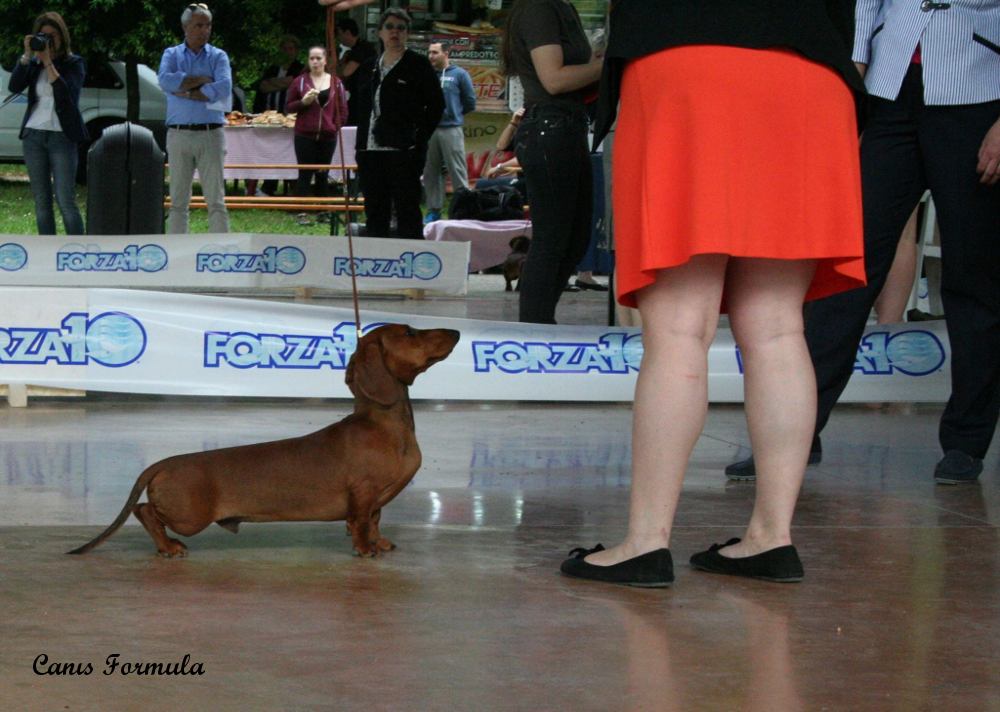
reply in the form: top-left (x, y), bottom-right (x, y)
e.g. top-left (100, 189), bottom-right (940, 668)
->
top-left (8, 11), bottom-right (88, 235)
top-left (353, 8), bottom-right (444, 239)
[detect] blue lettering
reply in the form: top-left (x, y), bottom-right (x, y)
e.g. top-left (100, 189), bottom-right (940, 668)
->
top-left (472, 333), bottom-right (643, 374)
top-left (203, 321), bottom-right (367, 370)
top-left (0, 312), bottom-right (144, 366)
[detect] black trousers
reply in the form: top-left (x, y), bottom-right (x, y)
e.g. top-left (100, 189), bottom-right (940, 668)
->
top-left (806, 65), bottom-right (1000, 458)
top-left (356, 147), bottom-right (425, 239)
top-left (293, 134), bottom-right (337, 198)
top-left (514, 104), bottom-right (592, 324)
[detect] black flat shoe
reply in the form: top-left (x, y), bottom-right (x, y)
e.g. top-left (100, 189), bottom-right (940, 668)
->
top-left (689, 538), bottom-right (803, 583)
top-left (560, 544), bottom-right (674, 588)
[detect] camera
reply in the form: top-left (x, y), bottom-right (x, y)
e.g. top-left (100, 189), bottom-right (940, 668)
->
top-left (28, 32), bottom-right (49, 51)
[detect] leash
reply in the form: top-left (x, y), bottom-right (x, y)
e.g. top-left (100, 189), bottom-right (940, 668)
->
top-left (324, 15), bottom-right (362, 345)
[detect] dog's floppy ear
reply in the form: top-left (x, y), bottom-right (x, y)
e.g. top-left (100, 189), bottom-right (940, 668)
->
top-left (345, 340), bottom-right (399, 406)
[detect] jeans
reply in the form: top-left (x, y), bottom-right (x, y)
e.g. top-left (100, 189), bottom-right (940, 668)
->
top-left (22, 128), bottom-right (85, 235)
top-left (514, 104), bottom-right (592, 324)
top-left (293, 134), bottom-right (337, 198)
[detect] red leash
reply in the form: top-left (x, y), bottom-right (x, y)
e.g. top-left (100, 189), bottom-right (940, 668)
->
top-left (326, 9), bottom-right (362, 344)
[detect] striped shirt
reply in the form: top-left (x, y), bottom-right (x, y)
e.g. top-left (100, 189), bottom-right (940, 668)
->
top-left (853, 0), bottom-right (1000, 105)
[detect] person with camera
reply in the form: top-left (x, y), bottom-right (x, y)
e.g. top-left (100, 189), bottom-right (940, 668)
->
top-left (353, 8), bottom-right (444, 239)
top-left (8, 11), bottom-right (87, 235)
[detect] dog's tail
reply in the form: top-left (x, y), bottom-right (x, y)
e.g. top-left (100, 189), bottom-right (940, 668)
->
top-left (66, 466), bottom-right (161, 555)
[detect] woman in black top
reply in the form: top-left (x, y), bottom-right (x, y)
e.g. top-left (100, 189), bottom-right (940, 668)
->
top-left (9, 11), bottom-right (88, 235)
top-left (501, 0), bottom-right (603, 324)
top-left (353, 8), bottom-right (444, 239)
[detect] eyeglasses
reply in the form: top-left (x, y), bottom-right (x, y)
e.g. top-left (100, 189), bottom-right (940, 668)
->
top-left (382, 23), bottom-right (408, 31)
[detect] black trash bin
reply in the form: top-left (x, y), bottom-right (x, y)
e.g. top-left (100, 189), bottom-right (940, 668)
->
top-left (86, 122), bottom-right (165, 235)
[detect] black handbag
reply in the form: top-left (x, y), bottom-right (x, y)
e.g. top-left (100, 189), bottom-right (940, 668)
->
top-left (449, 185), bottom-right (525, 222)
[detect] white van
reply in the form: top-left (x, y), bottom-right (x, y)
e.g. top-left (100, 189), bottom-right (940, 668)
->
top-left (0, 58), bottom-right (166, 179)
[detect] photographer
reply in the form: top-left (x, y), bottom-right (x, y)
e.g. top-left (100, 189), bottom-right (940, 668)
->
top-left (8, 11), bottom-right (87, 235)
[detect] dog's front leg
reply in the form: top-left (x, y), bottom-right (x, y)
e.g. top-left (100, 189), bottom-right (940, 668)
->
top-left (346, 487), bottom-right (379, 557)
top-left (368, 509), bottom-right (396, 553)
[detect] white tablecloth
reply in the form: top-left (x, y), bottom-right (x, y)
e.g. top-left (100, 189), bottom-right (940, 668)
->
top-left (424, 219), bottom-right (533, 272)
top-left (221, 126), bottom-right (356, 180)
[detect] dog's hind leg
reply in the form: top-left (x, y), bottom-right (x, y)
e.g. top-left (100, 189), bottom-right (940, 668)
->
top-left (133, 504), bottom-right (188, 558)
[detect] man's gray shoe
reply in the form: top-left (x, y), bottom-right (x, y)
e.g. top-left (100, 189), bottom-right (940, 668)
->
top-left (725, 442), bottom-right (823, 481)
top-left (933, 450), bottom-right (983, 484)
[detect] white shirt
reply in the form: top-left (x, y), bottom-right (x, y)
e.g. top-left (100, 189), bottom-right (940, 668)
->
top-left (366, 53), bottom-right (403, 151)
top-left (25, 70), bottom-right (63, 132)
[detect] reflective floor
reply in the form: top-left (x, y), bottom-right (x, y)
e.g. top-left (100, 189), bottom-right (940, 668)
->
top-left (2, 281), bottom-right (998, 710)
top-left (2, 399), bottom-right (998, 710)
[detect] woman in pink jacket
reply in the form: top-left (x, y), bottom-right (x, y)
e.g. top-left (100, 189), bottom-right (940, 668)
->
top-left (285, 46), bottom-right (348, 220)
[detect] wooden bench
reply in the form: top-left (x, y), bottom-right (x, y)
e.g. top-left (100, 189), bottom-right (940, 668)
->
top-left (165, 161), bottom-right (364, 232)
top-left (165, 195), bottom-right (365, 212)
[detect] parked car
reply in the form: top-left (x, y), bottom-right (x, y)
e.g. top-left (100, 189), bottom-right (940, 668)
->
top-left (0, 58), bottom-right (166, 182)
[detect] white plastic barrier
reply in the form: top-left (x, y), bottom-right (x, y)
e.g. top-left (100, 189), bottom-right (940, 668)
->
top-left (0, 233), bottom-right (470, 295)
top-left (0, 288), bottom-right (950, 402)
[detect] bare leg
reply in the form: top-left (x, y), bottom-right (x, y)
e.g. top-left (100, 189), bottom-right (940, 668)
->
top-left (874, 206), bottom-right (919, 324)
top-left (587, 255), bottom-right (728, 566)
top-left (722, 258), bottom-right (816, 558)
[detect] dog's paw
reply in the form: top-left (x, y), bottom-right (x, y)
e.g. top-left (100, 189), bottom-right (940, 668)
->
top-left (157, 540), bottom-right (188, 558)
top-left (351, 546), bottom-right (378, 558)
top-left (375, 538), bottom-right (396, 552)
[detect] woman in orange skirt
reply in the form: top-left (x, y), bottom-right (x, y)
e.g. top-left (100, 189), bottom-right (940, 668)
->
top-left (561, 2), bottom-right (867, 586)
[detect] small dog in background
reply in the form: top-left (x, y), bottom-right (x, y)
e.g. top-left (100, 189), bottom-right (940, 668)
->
top-left (503, 235), bottom-right (530, 292)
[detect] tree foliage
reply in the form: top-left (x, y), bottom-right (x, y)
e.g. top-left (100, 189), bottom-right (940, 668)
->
top-left (1, 0), bottom-right (331, 108)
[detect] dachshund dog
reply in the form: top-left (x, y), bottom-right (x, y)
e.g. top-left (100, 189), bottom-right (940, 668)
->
top-left (67, 324), bottom-right (460, 558)
top-left (503, 235), bottom-right (530, 292)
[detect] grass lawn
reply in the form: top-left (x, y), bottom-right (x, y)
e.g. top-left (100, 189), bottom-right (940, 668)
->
top-left (0, 163), bottom-right (353, 236)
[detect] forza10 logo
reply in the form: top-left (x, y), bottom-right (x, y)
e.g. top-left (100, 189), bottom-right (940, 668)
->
top-left (0, 312), bottom-right (147, 367)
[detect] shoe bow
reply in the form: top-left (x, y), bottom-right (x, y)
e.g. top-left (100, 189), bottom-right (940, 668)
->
top-left (707, 537), bottom-right (742, 552)
top-left (567, 543), bottom-right (605, 559)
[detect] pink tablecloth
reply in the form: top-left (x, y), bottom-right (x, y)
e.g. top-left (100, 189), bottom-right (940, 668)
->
top-left (424, 219), bottom-right (532, 272)
top-left (221, 126), bottom-right (356, 180)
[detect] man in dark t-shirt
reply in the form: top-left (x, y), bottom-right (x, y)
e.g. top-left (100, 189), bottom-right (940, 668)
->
top-left (336, 18), bottom-right (377, 125)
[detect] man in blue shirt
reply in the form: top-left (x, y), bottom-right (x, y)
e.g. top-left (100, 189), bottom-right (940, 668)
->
top-left (158, 3), bottom-right (232, 234)
top-left (422, 41), bottom-right (476, 224)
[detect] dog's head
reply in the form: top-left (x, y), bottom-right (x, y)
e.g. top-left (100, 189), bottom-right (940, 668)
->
top-left (345, 324), bottom-right (460, 406)
top-left (509, 235), bottom-right (530, 254)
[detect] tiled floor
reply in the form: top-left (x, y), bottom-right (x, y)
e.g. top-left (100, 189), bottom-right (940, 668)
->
top-left (1, 279), bottom-right (997, 710)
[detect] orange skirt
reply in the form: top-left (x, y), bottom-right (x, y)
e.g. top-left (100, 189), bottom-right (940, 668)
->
top-left (613, 45), bottom-right (866, 310)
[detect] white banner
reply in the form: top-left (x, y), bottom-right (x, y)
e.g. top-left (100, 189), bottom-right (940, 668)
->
top-left (0, 288), bottom-right (950, 402)
top-left (0, 234), bottom-right (470, 295)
